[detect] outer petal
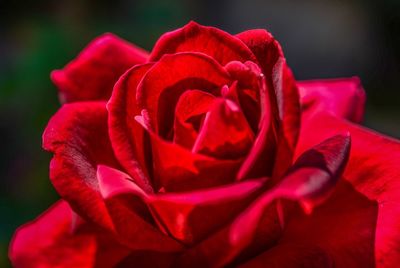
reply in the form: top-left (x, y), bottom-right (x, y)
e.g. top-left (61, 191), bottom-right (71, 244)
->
top-left (147, 178), bottom-right (266, 245)
top-left (237, 30), bottom-right (301, 179)
top-left (96, 165), bottom-right (184, 252)
top-left (298, 77), bottom-right (366, 123)
top-left (107, 63), bottom-right (154, 193)
top-left (175, 134), bottom-right (350, 267)
top-left (9, 201), bottom-right (130, 268)
top-left (137, 52), bottom-right (231, 136)
top-left (43, 101), bottom-right (117, 230)
top-left (51, 33), bottom-right (148, 103)
top-left (10, 201), bottom-right (96, 267)
top-left (150, 21), bottom-right (256, 65)
top-left (296, 112), bottom-right (400, 267)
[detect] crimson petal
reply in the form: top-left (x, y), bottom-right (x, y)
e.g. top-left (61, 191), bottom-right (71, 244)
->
top-left (147, 178), bottom-right (266, 245)
top-left (296, 112), bottom-right (400, 267)
top-left (108, 63), bottom-right (154, 193)
top-left (145, 127), bottom-right (242, 192)
top-left (192, 98), bottom-right (255, 159)
top-left (9, 201), bottom-right (130, 268)
top-left (298, 77), bottom-right (366, 123)
top-left (175, 134), bottom-right (350, 267)
top-left (237, 29), bottom-right (301, 179)
top-left (51, 33), bottom-right (148, 103)
top-left (150, 21), bottom-right (256, 65)
top-left (173, 90), bottom-right (215, 148)
top-left (97, 165), bottom-right (184, 252)
top-left (43, 101), bottom-right (117, 230)
top-left (137, 52), bottom-right (231, 136)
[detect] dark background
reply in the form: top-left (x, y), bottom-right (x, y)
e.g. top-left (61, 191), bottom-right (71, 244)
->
top-left (0, 0), bottom-right (399, 266)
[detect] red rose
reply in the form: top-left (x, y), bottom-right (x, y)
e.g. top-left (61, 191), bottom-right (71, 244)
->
top-left (10, 22), bottom-right (400, 267)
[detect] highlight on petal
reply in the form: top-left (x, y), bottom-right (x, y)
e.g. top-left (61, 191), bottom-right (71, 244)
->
top-left (296, 112), bottom-right (400, 267)
top-left (107, 63), bottom-right (154, 193)
top-left (150, 21), bottom-right (256, 65)
top-left (51, 33), bottom-right (148, 103)
top-left (175, 134), bottom-right (350, 267)
top-left (237, 29), bottom-right (301, 179)
top-left (96, 165), bottom-right (184, 252)
top-left (298, 77), bottom-right (366, 123)
top-left (42, 101), bottom-right (118, 230)
top-left (192, 98), bottom-right (255, 159)
top-left (137, 52), bottom-right (231, 136)
top-left (147, 178), bottom-right (266, 245)
top-left (173, 90), bottom-right (215, 148)
top-left (146, 126), bottom-right (242, 192)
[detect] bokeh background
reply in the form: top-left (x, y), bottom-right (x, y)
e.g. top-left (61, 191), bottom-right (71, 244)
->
top-left (1, 0), bottom-right (399, 266)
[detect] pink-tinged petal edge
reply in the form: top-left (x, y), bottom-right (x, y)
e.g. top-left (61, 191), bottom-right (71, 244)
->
top-left (298, 77), bottom-right (366, 123)
top-left (296, 112), bottom-right (400, 268)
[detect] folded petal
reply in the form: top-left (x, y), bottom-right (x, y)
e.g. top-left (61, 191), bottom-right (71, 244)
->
top-left (9, 201), bottom-right (118, 268)
top-left (175, 134), bottom-right (350, 267)
top-left (237, 30), bottom-right (301, 179)
top-left (97, 165), bottom-right (184, 252)
top-left (108, 63), bottom-right (154, 193)
top-left (137, 52), bottom-right (231, 136)
top-left (150, 21), bottom-right (256, 65)
top-left (296, 112), bottom-right (400, 267)
top-left (146, 127), bottom-right (242, 192)
top-left (147, 178), bottom-right (266, 245)
top-left (192, 98), bottom-right (255, 159)
top-left (173, 90), bottom-right (215, 148)
top-left (51, 33), bottom-right (148, 103)
top-left (298, 77), bottom-right (366, 123)
top-left (43, 101), bottom-right (118, 230)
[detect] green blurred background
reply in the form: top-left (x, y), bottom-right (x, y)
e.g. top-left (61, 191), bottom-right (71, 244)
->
top-left (0, 0), bottom-right (399, 266)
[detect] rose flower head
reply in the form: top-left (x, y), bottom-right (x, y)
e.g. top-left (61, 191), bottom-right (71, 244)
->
top-left (10, 22), bottom-right (400, 267)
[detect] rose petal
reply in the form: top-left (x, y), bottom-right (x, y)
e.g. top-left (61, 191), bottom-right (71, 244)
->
top-left (137, 52), bottom-right (231, 137)
top-left (10, 201), bottom-right (130, 268)
top-left (192, 98), bottom-right (255, 159)
top-left (97, 165), bottom-right (184, 252)
top-left (296, 112), bottom-right (400, 267)
top-left (146, 127), bottom-right (242, 192)
top-left (150, 21), bottom-right (256, 65)
top-left (147, 178), bottom-right (266, 245)
top-left (298, 77), bottom-right (366, 123)
top-left (256, 179), bottom-right (377, 268)
top-left (175, 134), bottom-right (350, 267)
top-left (173, 90), bottom-right (215, 148)
top-left (237, 30), bottom-right (301, 179)
top-left (9, 201), bottom-right (95, 267)
top-left (51, 33), bottom-right (148, 103)
top-left (43, 101), bottom-right (117, 230)
top-left (235, 63), bottom-right (275, 180)
top-left (107, 63), bottom-right (154, 193)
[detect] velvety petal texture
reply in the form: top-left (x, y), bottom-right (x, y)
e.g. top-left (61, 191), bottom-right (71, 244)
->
top-left (11, 21), bottom-right (400, 268)
top-left (43, 101), bottom-right (117, 230)
top-left (51, 33), bottom-right (148, 103)
top-left (296, 112), bottom-right (400, 267)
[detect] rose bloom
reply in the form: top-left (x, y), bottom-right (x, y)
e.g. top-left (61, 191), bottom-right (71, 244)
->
top-left (9, 22), bottom-right (400, 267)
